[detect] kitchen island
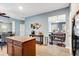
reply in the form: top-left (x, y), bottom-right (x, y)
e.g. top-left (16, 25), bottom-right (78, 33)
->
top-left (5, 36), bottom-right (36, 56)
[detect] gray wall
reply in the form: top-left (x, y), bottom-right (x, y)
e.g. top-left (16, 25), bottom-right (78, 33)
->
top-left (25, 7), bottom-right (70, 37)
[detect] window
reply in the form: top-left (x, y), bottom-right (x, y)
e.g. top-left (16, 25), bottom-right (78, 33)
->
top-left (62, 23), bottom-right (66, 32)
top-left (12, 21), bottom-right (15, 33)
top-left (48, 14), bottom-right (66, 32)
top-left (48, 16), bottom-right (57, 23)
top-left (58, 14), bottom-right (66, 20)
top-left (51, 24), bottom-right (58, 32)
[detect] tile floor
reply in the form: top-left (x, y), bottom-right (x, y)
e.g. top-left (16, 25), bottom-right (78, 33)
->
top-left (0, 44), bottom-right (70, 56)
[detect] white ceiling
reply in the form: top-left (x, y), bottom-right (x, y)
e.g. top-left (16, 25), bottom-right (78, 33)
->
top-left (0, 3), bottom-right (69, 20)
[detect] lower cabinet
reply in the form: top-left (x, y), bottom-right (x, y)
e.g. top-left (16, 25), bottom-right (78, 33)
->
top-left (7, 42), bottom-right (13, 56)
top-left (22, 39), bottom-right (36, 56)
top-left (6, 38), bottom-right (36, 56)
top-left (13, 45), bottom-right (22, 56)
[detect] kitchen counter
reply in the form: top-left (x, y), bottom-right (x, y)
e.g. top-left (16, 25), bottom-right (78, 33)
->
top-left (6, 36), bottom-right (36, 42)
top-left (5, 36), bottom-right (36, 56)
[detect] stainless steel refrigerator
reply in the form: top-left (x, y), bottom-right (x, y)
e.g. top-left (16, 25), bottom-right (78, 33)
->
top-left (72, 10), bottom-right (79, 56)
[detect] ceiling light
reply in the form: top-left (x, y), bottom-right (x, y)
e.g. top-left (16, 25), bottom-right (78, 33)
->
top-left (19, 6), bottom-right (23, 10)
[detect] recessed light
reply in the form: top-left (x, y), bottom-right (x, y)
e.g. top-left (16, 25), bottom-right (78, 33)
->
top-left (18, 6), bottom-right (23, 10)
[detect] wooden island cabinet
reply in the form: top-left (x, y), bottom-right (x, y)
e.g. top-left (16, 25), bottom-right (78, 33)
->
top-left (5, 36), bottom-right (36, 56)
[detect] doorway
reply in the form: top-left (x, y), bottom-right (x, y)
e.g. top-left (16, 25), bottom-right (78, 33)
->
top-left (20, 21), bottom-right (25, 36)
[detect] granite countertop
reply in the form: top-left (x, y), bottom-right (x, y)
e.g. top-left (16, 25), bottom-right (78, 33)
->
top-left (6, 36), bottom-right (36, 42)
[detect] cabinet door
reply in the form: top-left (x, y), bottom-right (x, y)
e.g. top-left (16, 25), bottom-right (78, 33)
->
top-left (23, 39), bottom-right (36, 56)
top-left (7, 43), bottom-right (13, 56)
top-left (13, 45), bottom-right (22, 56)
